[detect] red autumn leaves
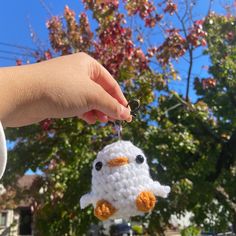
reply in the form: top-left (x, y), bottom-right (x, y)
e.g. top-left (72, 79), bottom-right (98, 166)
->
top-left (156, 20), bottom-right (207, 66)
top-left (187, 20), bottom-right (207, 47)
top-left (125, 0), bottom-right (163, 27)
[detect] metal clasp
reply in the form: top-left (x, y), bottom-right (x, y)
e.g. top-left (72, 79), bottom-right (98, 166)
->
top-left (114, 99), bottom-right (141, 140)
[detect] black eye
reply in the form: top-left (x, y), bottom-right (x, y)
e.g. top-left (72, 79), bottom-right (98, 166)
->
top-left (136, 155), bottom-right (144, 164)
top-left (95, 161), bottom-right (103, 171)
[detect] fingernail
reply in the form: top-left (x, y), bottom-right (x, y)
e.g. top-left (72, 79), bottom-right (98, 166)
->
top-left (108, 117), bottom-right (115, 122)
top-left (120, 105), bottom-right (130, 120)
top-left (127, 115), bottom-right (132, 123)
top-left (100, 115), bottom-right (108, 123)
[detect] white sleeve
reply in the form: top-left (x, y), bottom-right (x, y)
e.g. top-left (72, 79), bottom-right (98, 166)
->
top-left (0, 122), bottom-right (7, 179)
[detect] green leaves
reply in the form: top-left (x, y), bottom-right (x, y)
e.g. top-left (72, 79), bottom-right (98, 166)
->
top-left (181, 226), bottom-right (201, 236)
top-left (2, 3), bottom-right (236, 235)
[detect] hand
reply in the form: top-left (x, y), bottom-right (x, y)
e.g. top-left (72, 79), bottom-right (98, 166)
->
top-left (0, 53), bottom-right (132, 127)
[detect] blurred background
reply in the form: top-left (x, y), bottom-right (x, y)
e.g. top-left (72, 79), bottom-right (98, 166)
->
top-left (0, 0), bottom-right (236, 235)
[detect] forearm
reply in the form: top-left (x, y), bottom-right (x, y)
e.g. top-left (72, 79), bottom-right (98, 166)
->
top-left (0, 53), bottom-right (132, 127)
top-left (0, 64), bottom-right (44, 127)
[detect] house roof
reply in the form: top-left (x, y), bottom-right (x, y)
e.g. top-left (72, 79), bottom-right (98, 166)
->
top-left (17, 175), bottom-right (40, 208)
top-left (17, 175), bottom-right (38, 189)
top-left (0, 175), bottom-right (41, 210)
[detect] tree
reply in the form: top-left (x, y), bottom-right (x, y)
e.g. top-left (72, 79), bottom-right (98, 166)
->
top-left (1, 0), bottom-right (236, 235)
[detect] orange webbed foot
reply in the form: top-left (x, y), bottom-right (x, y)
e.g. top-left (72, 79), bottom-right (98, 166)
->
top-left (94, 200), bottom-right (117, 221)
top-left (136, 191), bottom-right (156, 212)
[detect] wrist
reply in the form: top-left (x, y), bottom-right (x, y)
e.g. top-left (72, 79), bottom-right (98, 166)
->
top-left (0, 64), bottom-right (42, 127)
top-left (0, 67), bottom-right (18, 125)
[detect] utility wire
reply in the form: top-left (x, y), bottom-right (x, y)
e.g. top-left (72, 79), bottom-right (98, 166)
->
top-left (0, 56), bottom-right (18, 62)
top-left (0, 49), bottom-right (35, 58)
top-left (39, 0), bottom-right (54, 17)
top-left (0, 41), bottom-right (36, 52)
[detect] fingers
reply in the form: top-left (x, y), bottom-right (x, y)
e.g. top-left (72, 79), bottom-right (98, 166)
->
top-left (95, 111), bottom-right (109, 123)
top-left (89, 82), bottom-right (132, 122)
top-left (81, 111), bottom-right (108, 124)
top-left (81, 111), bottom-right (97, 124)
top-left (90, 60), bottom-right (128, 107)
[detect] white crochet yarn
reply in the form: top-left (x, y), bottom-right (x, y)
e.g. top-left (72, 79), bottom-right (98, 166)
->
top-left (0, 122), bottom-right (7, 179)
top-left (80, 140), bottom-right (170, 219)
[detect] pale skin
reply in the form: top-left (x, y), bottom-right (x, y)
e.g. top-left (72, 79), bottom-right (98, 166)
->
top-left (0, 53), bottom-right (132, 127)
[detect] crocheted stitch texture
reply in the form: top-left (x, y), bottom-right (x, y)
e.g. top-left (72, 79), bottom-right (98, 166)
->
top-left (80, 140), bottom-right (170, 220)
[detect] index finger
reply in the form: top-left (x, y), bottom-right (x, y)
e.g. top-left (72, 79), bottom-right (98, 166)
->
top-left (90, 60), bottom-right (128, 107)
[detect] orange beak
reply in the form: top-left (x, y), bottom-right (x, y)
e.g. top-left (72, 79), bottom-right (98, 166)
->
top-left (107, 156), bottom-right (129, 167)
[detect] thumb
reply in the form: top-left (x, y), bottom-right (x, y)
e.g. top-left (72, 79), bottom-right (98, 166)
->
top-left (89, 82), bottom-right (131, 121)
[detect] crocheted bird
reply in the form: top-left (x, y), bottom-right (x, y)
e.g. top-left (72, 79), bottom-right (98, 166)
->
top-left (80, 140), bottom-right (170, 221)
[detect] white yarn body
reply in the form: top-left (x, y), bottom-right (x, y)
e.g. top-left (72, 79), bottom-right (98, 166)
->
top-left (0, 122), bottom-right (7, 179)
top-left (80, 140), bottom-right (170, 219)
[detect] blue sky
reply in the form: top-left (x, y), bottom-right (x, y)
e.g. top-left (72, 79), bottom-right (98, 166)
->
top-left (0, 0), bottom-right (229, 66)
top-left (0, 0), bottom-right (84, 66)
top-left (0, 0), bottom-right (232, 174)
top-left (0, 0), bottom-right (230, 98)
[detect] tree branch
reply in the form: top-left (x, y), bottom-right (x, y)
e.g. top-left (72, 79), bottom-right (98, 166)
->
top-left (207, 128), bottom-right (236, 182)
top-left (175, 11), bottom-right (194, 102)
top-left (171, 92), bottom-right (222, 143)
top-left (216, 186), bottom-right (236, 214)
top-left (185, 46), bottom-right (193, 101)
top-left (207, 0), bottom-right (214, 16)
